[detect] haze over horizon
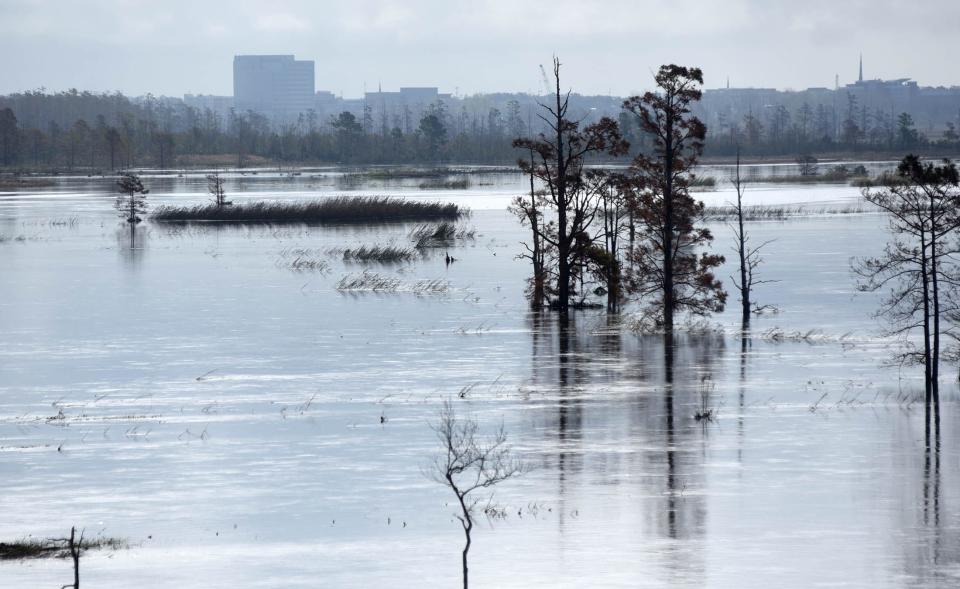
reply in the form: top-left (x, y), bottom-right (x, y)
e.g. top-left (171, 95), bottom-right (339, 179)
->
top-left (2, 0), bottom-right (959, 98)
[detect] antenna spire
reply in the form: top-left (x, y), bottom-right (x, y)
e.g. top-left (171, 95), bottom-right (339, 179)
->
top-left (859, 53), bottom-right (863, 83)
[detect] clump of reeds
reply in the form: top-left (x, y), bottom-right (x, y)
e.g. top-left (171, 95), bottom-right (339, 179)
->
top-left (410, 222), bottom-right (476, 248)
top-left (336, 272), bottom-right (403, 292)
top-left (341, 245), bottom-right (418, 263)
top-left (276, 247), bottom-right (330, 272)
top-left (151, 196), bottom-right (464, 224)
top-left (288, 257), bottom-right (330, 272)
top-left (410, 278), bottom-right (450, 294)
top-left (335, 271), bottom-right (449, 294)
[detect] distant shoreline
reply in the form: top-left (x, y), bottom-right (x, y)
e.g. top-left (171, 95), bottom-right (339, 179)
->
top-left (3, 152), bottom-right (960, 178)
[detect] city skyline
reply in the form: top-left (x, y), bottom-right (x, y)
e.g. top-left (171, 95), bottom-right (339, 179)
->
top-left (7, 50), bottom-right (954, 102)
top-left (2, 0), bottom-right (960, 97)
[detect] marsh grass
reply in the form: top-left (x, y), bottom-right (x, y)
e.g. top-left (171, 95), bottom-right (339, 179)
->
top-left (336, 271), bottom-right (449, 294)
top-left (410, 222), bottom-right (477, 248)
top-left (276, 247), bottom-right (330, 272)
top-left (851, 172), bottom-right (910, 188)
top-left (0, 536), bottom-right (126, 560)
top-left (340, 245), bottom-right (418, 263)
top-left (703, 203), bottom-right (874, 221)
top-left (418, 178), bottom-right (470, 190)
top-left (336, 272), bottom-right (403, 292)
top-left (287, 257), bottom-right (330, 272)
top-left (761, 327), bottom-right (854, 343)
top-left (689, 176), bottom-right (717, 189)
top-left (348, 167), bottom-right (517, 181)
top-left (152, 196), bottom-right (464, 224)
top-left (0, 177), bottom-right (56, 189)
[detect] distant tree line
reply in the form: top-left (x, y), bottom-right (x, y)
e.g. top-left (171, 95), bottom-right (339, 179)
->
top-left (699, 95), bottom-right (959, 157)
top-left (1, 89), bottom-right (958, 170)
top-left (0, 90), bottom-right (534, 169)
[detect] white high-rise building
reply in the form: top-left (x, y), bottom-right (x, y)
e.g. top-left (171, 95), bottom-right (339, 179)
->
top-left (233, 55), bottom-right (315, 122)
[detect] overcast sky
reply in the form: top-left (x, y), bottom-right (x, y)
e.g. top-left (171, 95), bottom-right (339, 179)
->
top-left (2, 0), bottom-right (958, 98)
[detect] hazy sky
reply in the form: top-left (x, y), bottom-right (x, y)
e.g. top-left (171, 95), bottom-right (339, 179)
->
top-left (2, 0), bottom-right (958, 98)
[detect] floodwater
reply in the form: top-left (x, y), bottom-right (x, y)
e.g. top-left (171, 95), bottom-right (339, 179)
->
top-left (0, 166), bottom-right (956, 588)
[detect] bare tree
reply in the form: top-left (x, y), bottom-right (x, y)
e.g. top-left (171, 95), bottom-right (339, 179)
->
top-left (206, 171), bottom-right (231, 207)
top-left (116, 172), bottom-right (148, 224)
top-left (509, 147), bottom-right (550, 308)
top-left (513, 57), bottom-right (627, 312)
top-left (429, 399), bottom-right (523, 589)
top-left (730, 150), bottom-right (775, 326)
top-left (55, 526), bottom-right (83, 589)
top-left (854, 155), bottom-right (960, 442)
top-left (583, 170), bottom-right (631, 312)
top-left (796, 154), bottom-right (819, 176)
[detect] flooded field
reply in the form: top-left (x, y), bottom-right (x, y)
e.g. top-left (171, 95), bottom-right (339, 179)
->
top-left (0, 166), bottom-right (957, 588)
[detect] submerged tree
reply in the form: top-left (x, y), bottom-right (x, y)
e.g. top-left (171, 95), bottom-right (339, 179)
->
top-left (730, 150), bottom-right (775, 326)
top-left (206, 171), bottom-right (230, 207)
top-left (854, 155), bottom-right (960, 440)
top-left (623, 65), bottom-right (726, 333)
top-left (513, 57), bottom-right (628, 312)
top-left (583, 170), bottom-right (632, 312)
top-left (509, 146), bottom-right (551, 308)
top-left (429, 399), bottom-right (523, 589)
top-left (796, 154), bottom-right (818, 176)
top-left (115, 172), bottom-right (148, 224)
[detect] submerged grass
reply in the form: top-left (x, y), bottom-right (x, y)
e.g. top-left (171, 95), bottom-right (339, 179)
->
top-left (151, 196), bottom-right (464, 224)
top-left (703, 203), bottom-right (873, 221)
top-left (336, 271), bottom-right (449, 294)
top-left (410, 222), bottom-right (477, 248)
top-left (761, 327), bottom-right (854, 343)
top-left (341, 245), bottom-right (418, 263)
top-left (336, 272), bottom-right (403, 292)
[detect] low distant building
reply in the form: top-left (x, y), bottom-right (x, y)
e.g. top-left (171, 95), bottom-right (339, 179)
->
top-left (183, 94), bottom-right (234, 119)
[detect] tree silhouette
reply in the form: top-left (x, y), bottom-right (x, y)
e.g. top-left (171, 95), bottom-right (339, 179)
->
top-left (429, 399), bottom-right (523, 589)
top-left (513, 57), bottom-right (627, 312)
top-left (623, 65), bottom-right (725, 333)
top-left (854, 155), bottom-right (960, 442)
top-left (116, 172), bottom-right (148, 224)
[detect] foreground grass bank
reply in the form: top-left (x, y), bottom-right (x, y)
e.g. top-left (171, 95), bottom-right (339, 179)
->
top-left (151, 196), bottom-right (465, 224)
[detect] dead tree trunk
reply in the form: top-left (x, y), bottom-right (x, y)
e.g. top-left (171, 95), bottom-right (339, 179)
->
top-left (61, 526), bottom-right (81, 589)
top-left (735, 152), bottom-right (750, 325)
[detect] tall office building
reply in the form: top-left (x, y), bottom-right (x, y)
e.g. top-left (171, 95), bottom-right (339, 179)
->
top-left (233, 55), bottom-right (315, 122)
